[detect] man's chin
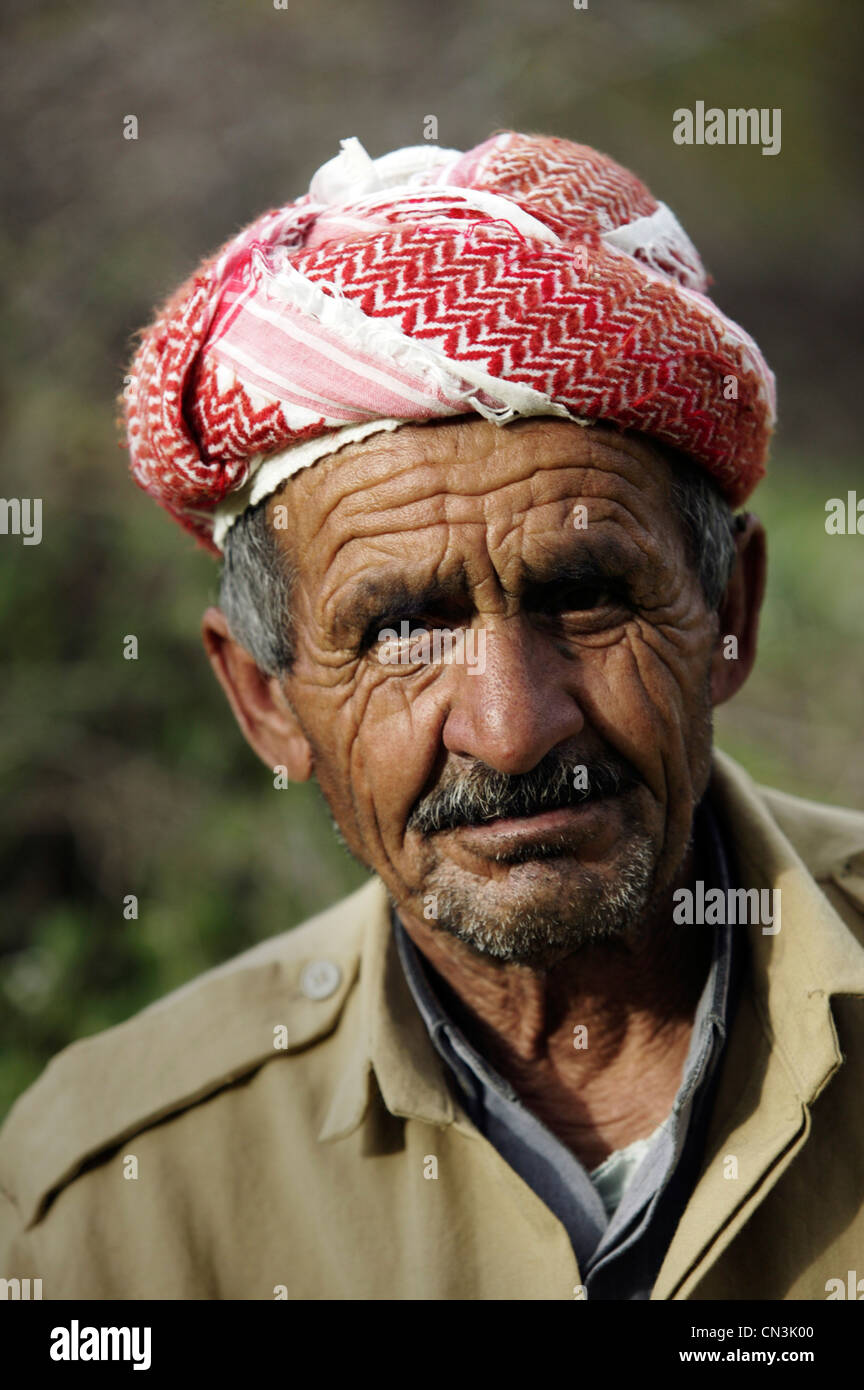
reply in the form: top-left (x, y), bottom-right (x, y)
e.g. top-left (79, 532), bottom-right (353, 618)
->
top-left (413, 835), bottom-right (660, 966)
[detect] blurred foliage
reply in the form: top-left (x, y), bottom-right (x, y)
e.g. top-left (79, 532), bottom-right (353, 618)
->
top-left (1, 0), bottom-right (862, 1118)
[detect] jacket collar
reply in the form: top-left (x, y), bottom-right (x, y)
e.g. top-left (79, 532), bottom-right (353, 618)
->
top-left (317, 874), bottom-right (455, 1142)
top-left (708, 748), bottom-right (864, 1099)
top-left (654, 750), bottom-right (864, 1296)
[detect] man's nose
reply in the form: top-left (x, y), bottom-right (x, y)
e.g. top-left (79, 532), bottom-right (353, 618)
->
top-left (441, 620), bottom-right (585, 775)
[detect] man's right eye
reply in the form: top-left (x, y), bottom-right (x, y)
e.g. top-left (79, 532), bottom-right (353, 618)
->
top-left (357, 618), bottom-right (418, 656)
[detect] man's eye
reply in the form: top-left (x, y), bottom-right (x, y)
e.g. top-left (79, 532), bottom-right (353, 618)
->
top-left (560, 585), bottom-right (616, 611)
top-left (360, 616), bottom-right (435, 653)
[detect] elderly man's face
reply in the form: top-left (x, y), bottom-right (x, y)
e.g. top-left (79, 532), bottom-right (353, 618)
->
top-left (208, 417), bottom-right (761, 966)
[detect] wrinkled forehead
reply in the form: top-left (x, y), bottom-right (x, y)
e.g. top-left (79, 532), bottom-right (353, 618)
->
top-left (274, 417), bottom-right (678, 571)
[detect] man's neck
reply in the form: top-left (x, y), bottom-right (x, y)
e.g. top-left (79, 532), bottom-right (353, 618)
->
top-left (396, 843), bottom-right (714, 1171)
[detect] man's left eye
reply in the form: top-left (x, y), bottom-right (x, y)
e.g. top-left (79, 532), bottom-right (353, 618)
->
top-left (560, 585), bottom-right (617, 611)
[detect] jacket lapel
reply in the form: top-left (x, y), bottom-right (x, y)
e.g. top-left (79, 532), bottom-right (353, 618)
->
top-left (654, 751), bottom-right (864, 1298)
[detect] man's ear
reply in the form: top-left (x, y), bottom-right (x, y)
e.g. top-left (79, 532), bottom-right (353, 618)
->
top-left (201, 606), bottom-right (313, 781)
top-left (710, 514), bottom-right (767, 708)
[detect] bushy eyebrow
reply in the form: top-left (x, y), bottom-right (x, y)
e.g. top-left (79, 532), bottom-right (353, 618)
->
top-left (329, 571), bottom-right (470, 649)
top-left (327, 537), bottom-right (643, 649)
top-left (520, 552), bottom-right (637, 607)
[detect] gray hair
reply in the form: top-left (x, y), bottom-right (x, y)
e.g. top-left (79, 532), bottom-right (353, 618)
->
top-left (219, 498), bottom-right (298, 676)
top-left (219, 447), bottom-right (738, 676)
top-left (666, 448), bottom-right (739, 611)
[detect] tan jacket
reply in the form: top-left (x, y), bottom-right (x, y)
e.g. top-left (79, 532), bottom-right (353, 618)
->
top-left (2, 749), bottom-right (864, 1301)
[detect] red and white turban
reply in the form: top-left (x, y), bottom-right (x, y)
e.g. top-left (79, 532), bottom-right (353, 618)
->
top-left (124, 131), bottom-right (776, 553)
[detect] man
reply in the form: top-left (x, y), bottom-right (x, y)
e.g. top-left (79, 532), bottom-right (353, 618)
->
top-left (2, 131), bottom-right (863, 1301)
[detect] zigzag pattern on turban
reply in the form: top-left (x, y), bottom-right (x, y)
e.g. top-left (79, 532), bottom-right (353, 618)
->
top-left (123, 131), bottom-right (776, 554)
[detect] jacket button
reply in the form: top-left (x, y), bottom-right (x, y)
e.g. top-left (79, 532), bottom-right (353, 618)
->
top-left (300, 959), bottom-right (342, 1000)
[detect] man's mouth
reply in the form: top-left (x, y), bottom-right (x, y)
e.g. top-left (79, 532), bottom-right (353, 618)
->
top-left (436, 788), bottom-right (633, 860)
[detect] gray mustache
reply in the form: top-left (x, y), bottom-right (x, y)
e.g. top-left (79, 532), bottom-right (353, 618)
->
top-left (407, 753), bottom-right (640, 835)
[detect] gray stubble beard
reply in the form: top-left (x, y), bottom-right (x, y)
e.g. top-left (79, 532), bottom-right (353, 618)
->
top-left (408, 814), bottom-right (669, 968)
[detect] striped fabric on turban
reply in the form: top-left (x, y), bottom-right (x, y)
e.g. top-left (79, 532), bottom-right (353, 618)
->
top-left (123, 131), bottom-right (776, 553)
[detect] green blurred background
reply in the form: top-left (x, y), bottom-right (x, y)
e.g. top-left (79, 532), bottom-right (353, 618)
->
top-left (1, 0), bottom-right (862, 1118)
